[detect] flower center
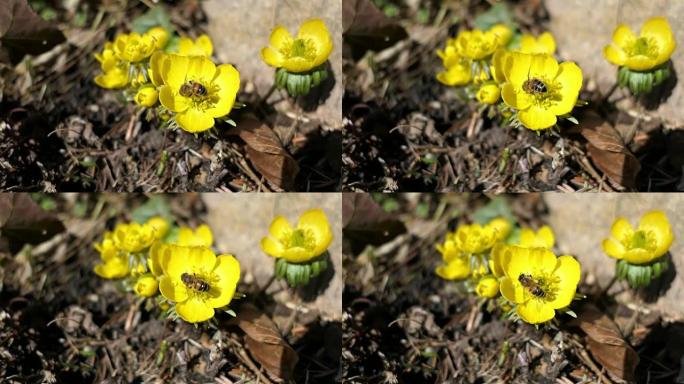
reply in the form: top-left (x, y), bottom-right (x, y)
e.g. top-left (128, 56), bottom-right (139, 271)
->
top-left (625, 230), bottom-right (656, 251)
top-left (283, 228), bottom-right (316, 250)
top-left (627, 37), bottom-right (658, 58)
top-left (178, 80), bottom-right (220, 110)
top-left (285, 38), bottom-right (317, 61)
top-left (180, 270), bottom-right (218, 300)
top-left (518, 272), bottom-right (559, 302)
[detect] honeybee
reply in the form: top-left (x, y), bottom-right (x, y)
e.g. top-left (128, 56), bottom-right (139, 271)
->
top-left (522, 78), bottom-right (548, 95)
top-left (179, 80), bottom-right (208, 98)
top-left (181, 273), bottom-right (210, 292)
top-left (518, 273), bottom-right (545, 298)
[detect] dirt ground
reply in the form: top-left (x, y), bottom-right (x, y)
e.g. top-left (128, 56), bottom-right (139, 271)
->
top-left (342, 0), bottom-right (683, 192)
top-left (342, 193), bottom-right (684, 383)
top-left (0, 1), bottom-right (341, 192)
top-left (0, 194), bottom-right (341, 383)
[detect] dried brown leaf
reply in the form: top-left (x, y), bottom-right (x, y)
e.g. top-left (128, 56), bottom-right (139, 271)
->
top-left (0, 0), bottom-right (66, 65)
top-left (342, 193), bottom-right (405, 250)
top-left (343, 0), bottom-right (408, 60)
top-left (233, 304), bottom-right (298, 380)
top-left (571, 303), bottom-right (639, 382)
top-left (229, 118), bottom-right (299, 190)
top-left (579, 111), bottom-right (640, 189)
top-left (0, 194), bottom-right (65, 251)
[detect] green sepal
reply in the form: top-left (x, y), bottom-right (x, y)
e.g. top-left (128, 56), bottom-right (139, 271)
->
top-left (616, 257), bottom-right (670, 289)
top-left (273, 253), bottom-right (330, 288)
top-left (273, 64), bottom-right (329, 98)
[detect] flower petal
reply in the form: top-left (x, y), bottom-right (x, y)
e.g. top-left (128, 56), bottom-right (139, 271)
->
top-left (206, 64), bottom-right (240, 118)
top-left (500, 276), bottom-right (525, 304)
top-left (505, 52), bottom-right (532, 85)
top-left (176, 296), bottom-right (215, 323)
top-left (207, 254), bottom-right (241, 308)
top-left (281, 247), bottom-right (314, 263)
top-left (518, 105), bottom-right (557, 130)
top-left (261, 47), bottom-right (284, 68)
top-left (546, 255), bottom-right (581, 309)
top-left (610, 217), bottom-right (634, 242)
top-left (549, 61), bottom-right (582, 116)
top-left (195, 34), bottom-right (214, 56)
top-left (260, 236), bottom-right (284, 258)
top-left (176, 108), bottom-right (215, 133)
top-left (529, 54), bottom-right (559, 80)
top-left (602, 238), bottom-right (625, 260)
top-left (159, 85), bottom-right (189, 113)
top-left (298, 18), bottom-right (333, 67)
top-left (187, 56), bottom-right (217, 83)
top-left (159, 275), bottom-right (189, 302)
top-left (269, 26), bottom-right (293, 49)
top-left (269, 216), bottom-right (293, 238)
top-left (517, 299), bottom-right (555, 324)
top-left (528, 247), bottom-right (558, 274)
top-left (501, 83), bottom-right (532, 110)
top-left (640, 17), bottom-right (675, 65)
top-left (603, 44), bottom-right (627, 66)
top-left (638, 210), bottom-right (673, 257)
top-left (297, 209), bottom-right (333, 257)
top-left (162, 55), bottom-right (191, 90)
top-left (613, 24), bottom-right (636, 47)
top-left (435, 258), bottom-right (470, 280)
top-left (538, 32), bottom-right (556, 54)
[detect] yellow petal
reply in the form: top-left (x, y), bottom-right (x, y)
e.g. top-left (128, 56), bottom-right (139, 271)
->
top-left (623, 248), bottom-right (655, 264)
top-left (205, 64), bottom-right (240, 118)
top-left (187, 56), bottom-right (217, 83)
top-left (603, 44), bottom-right (627, 66)
top-left (640, 17), bottom-right (675, 65)
top-left (546, 255), bottom-right (580, 309)
top-left (134, 275), bottom-right (159, 297)
top-left (176, 297), bottom-right (215, 323)
top-left (610, 217), bottom-right (634, 242)
top-left (528, 54), bottom-right (559, 80)
top-left (549, 61), bottom-right (582, 115)
top-left (518, 105), bottom-right (557, 130)
top-left (435, 258), bottom-right (470, 280)
top-left (162, 55), bottom-right (191, 89)
top-left (282, 56), bottom-right (316, 73)
top-left (537, 226), bottom-right (555, 248)
top-left (298, 18), bottom-right (333, 67)
top-left (260, 237), bottom-right (284, 258)
top-left (501, 83), bottom-right (532, 110)
top-left (195, 34), bottom-right (214, 56)
top-left (195, 225), bottom-right (214, 247)
top-left (261, 47), bottom-right (284, 68)
top-left (517, 299), bottom-right (555, 324)
top-left (624, 55), bottom-right (658, 71)
top-left (159, 275), bottom-right (189, 302)
top-left (269, 216), bottom-right (293, 238)
top-left (601, 238), bottom-right (625, 260)
top-left (269, 26), bottom-right (293, 49)
top-left (176, 108), bottom-right (215, 133)
top-left (207, 254), bottom-right (241, 308)
top-left (149, 52), bottom-right (167, 86)
top-left (165, 246), bottom-right (217, 279)
top-left (298, 209), bottom-right (333, 257)
top-left (519, 34), bottom-right (537, 53)
top-left (500, 276), bottom-right (525, 303)
top-left (529, 247), bottom-right (558, 274)
top-left (505, 52), bottom-right (532, 85)
top-left (159, 85), bottom-right (189, 113)
top-left (281, 247), bottom-right (315, 263)
top-left (638, 210), bottom-right (673, 257)
top-left (177, 37), bottom-right (196, 55)
top-left (612, 24), bottom-right (636, 47)
top-left (94, 257), bottom-right (129, 279)
top-left (475, 276), bottom-right (500, 298)
top-left (538, 32), bottom-right (556, 54)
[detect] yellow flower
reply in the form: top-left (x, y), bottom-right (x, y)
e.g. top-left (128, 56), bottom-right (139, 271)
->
top-left (436, 42), bottom-right (472, 86)
top-left (453, 223), bottom-right (497, 254)
top-left (487, 217), bottom-right (512, 241)
top-left (477, 83), bottom-right (501, 104)
top-left (148, 241), bottom-right (168, 277)
top-left (604, 17), bottom-right (676, 71)
top-left (93, 247), bottom-right (129, 279)
top-left (94, 43), bottom-right (129, 89)
top-left (145, 216), bottom-right (170, 240)
top-left (602, 210), bottom-right (673, 264)
top-left (435, 237), bottom-right (470, 280)
top-left (134, 85), bottom-right (159, 107)
top-left (134, 274), bottom-right (159, 297)
top-left (519, 226), bottom-right (555, 249)
top-left (491, 48), bottom-right (509, 83)
top-left (519, 32), bottom-right (557, 55)
top-left (502, 52), bottom-right (583, 130)
top-left (260, 209), bottom-right (333, 263)
top-left (475, 275), bottom-right (500, 298)
top-left (113, 32), bottom-right (158, 63)
top-left (157, 54), bottom-right (240, 132)
top-left (456, 28), bottom-right (503, 60)
top-left (159, 245), bottom-right (240, 323)
top-left (177, 224), bottom-right (214, 247)
top-left (499, 246), bottom-right (581, 324)
top-left (146, 27), bottom-right (170, 50)
top-left (489, 242), bottom-right (509, 278)
top-left (489, 24), bottom-right (513, 47)
top-left (177, 34), bottom-right (213, 57)
top-left (261, 18), bottom-right (333, 73)
top-left (112, 223), bottom-right (156, 253)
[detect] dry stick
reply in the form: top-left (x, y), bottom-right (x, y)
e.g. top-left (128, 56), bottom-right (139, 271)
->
top-left (281, 288), bottom-right (301, 337)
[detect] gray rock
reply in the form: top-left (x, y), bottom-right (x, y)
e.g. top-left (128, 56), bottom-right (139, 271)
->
top-left (201, 193), bottom-right (342, 320)
top-left (203, 0), bottom-right (342, 128)
top-left (546, 0), bottom-right (684, 128)
top-left (545, 193), bottom-right (684, 319)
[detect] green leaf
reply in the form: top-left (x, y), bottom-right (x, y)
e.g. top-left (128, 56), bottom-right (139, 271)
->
top-left (131, 196), bottom-right (173, 224)
top-left (131, 6), bottom-right (174, 35)
top-left (472, 196), bottom-right (516, 226)
top-left (473, 2), bottom-right (517, 31)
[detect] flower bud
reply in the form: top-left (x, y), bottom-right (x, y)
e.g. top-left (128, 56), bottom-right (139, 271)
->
top-left (134, 274), bottom-right (159, 297)
top-left (135, 86), bottom-right (159, 108)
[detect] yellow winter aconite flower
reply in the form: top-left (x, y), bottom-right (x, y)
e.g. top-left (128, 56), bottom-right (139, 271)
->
top-left (113, 223), bottom-right (157, 253)
top-left (134, 274), bottom-right (159, 297)
top-left (93, 246), bottom-right (129, 279)
top-left (435, 237), bottom-right (470, 280)
top-left (477, 83), bottom-right (501, 104)
top-left (520, 32), bottom-right (557, 55)
top-left (147, 27), bottom-right (170, 50)
top-left (456, 28), bottom-right (504, 60)
top-left (454, 223), bottom-right (498, 254)
top-left (502, 52), bottom-right (583, 130)
top-left (178, 34), bottom-right (214, 57)
top-left (499, 246), bottom-right (581, 324)
top-left (602, 210), bottom-right (673, 265)
top-left (94, 43), bottom-right (129, 89)
top-left (177, 224), bottom-right (214, 247)
top-left (159, 245), bottom-right (240, 323)
top-left (488, 217), bottom-right (512, 241)
top-left (604, 17), bottom-right (676, 71)
top-left (519, 226), bottom-right (555, 249)
top-left (145, 216), bottom-right (170, 240)
top-left (491, 49), bottom-right (509, 83)
top-left (113, 32), bottom-right (158, 63)
top-left (261, 209), bottom-right (333, 263)
top-left (157, 54), bottom-right (240, 132)
top-left (489, 24), bottom-right (513, 47)
top-left (475, 275), bottom-right (500, 298)
top-left (261, 18), bottom-right (333, 73)
top-left (134, 85), bottom-right (159, 107)
top-left (436, 41), bottom-right (472, 86)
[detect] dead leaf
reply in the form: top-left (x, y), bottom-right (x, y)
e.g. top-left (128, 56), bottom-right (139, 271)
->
top-left (232, 304), bottom-right (298, 381)
top-left (570, 303), bottom-right (639, 382)
top-left (343, 193), bottom-right (405, 252)
top-left (578, 111), bottom-right (640, 189)
top-left (343, 0), bottom-right (408, 60)
top-left (227, 118), bottom-right (299, 190)
top-left (0, 194), bottom-right (65, 252)
top-left (0, 0), bottom-right (66, 65)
